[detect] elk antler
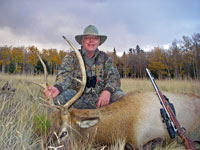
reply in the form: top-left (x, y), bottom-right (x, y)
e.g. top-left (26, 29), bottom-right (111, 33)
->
top-left (36, 53), bottom-right (56, 107)
top-left (28, 37), bottom-right (86, 109)
top-left (27, 53), bottom-right (48, 89)
top-left (27, 52), bottom-right (57, 108)
top-left (62, 36), bottom-right (87, 109)
top-left (36, 53), bottom-right (48, 87)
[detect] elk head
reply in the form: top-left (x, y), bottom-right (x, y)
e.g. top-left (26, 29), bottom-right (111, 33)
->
top-left (51, 109), bottom-right (100, 147)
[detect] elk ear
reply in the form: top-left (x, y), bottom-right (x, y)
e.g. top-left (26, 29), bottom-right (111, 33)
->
top-left (78, 117), bottom-right (99, 128)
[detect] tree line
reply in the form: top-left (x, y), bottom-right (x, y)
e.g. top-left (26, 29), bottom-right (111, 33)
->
top-left (0, 46), bottom-right (67, 74)
top-left (0, 33), bottom-right (199, 79)
top-left (108, 33), bottom-right (200, 80)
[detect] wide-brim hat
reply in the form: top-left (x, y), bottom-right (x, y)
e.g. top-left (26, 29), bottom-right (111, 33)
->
top-left (75, 25), bottom-right (107, 46)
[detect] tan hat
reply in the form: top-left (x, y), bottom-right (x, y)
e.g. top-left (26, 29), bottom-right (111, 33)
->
top-left (75, 25), bottom-right (107, 45)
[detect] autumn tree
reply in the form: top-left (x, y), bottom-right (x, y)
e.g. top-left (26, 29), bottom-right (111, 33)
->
top-left (12, 47), bottom-right (24, 73)
top-left (0, 47), bottom-right (11, 73)
top-left (148, 47), bottom-right (167, 79)
top-left (124, 45), bottom-right (147, 78)
top-left (41, 49), bottom-right (49, 60)
top-left (48, 49), bottom-right (59, 74)
top-left (27, 46), bottom-right (39, 74)
top-left (58, 50), bottom-right (67, 63)
top-left (168, 40), bottom-right (183, 79)
top-left (192, 33), bottom-right (200, 79)
top-left (181, 35), bottom-right (196, 79)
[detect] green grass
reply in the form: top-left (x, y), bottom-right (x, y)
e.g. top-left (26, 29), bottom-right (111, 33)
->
top-left (0, 73), bottom-right (200, 150)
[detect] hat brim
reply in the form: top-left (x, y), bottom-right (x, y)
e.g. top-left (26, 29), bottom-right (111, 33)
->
top-left (75, 34), bottom-right (107, 46)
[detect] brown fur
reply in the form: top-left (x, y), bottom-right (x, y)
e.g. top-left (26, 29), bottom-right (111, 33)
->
top-left (46, 91), bottom-right (200, 148)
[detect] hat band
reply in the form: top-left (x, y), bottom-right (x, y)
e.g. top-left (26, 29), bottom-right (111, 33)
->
top-left (83, 33), bottom-right (99, 36)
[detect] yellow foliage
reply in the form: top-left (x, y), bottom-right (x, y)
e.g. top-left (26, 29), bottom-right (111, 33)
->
top-left (0, 47), bottom-right (11, 65)
top-left (12, 47), bottom-right (24, 64)
top-left (148, 47), bottom-right (167, 78)
top-left (17, 66), bottom-right (21, 73)
top-left (27, 46), bottom-right (39, 66)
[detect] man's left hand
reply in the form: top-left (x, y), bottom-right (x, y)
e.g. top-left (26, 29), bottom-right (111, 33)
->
top-left (97, 90), bottom-right (111, 108)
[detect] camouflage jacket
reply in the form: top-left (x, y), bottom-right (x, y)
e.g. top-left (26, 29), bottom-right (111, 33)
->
top-left (54, 48), bottom-right (121, 98)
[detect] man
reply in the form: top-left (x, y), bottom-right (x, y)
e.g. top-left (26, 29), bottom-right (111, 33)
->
top-left (44, 25), bottom-right (124, 109)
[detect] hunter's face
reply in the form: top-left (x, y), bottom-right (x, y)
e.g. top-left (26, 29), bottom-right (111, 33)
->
top-left (81, 35), bottom-right (100, 53)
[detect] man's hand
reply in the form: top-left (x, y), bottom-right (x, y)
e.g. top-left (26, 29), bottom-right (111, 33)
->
top-left (97, 90), bottom-right (111, 108)
top-left (43, 85), bottom-right (60, 100)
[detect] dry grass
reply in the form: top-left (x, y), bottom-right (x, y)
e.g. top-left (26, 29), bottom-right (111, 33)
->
top-left (0, 73), bottom-right (200, 150)
top-left (121, 78), bottom-right (200, 96)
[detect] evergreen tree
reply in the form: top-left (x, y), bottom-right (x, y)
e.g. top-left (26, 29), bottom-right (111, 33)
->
top-left (34, 59), bottom-right (50, 74)
top-left (8, 60), bottom-right (15, 74)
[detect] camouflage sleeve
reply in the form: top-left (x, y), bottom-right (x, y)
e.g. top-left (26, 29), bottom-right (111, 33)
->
top-left (103, 56), bottom-right (121, 94)
top-left (54, 53), bottom-right (75, 92)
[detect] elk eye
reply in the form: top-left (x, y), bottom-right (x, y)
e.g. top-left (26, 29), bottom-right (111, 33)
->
top-left (60, 131), bottom-right (67, 138)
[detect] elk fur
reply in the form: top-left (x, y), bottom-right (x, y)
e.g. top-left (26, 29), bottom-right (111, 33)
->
top-left (46, 91), bottom-right (200, 148)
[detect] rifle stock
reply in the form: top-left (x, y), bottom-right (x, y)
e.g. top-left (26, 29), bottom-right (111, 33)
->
top-left (178, 128), bottom-right (196, 150)
top-left (146, 68), bottom-right (196, 150)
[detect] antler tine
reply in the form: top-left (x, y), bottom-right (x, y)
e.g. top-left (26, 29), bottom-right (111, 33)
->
top-left (28, 53), bottom-right (48, 89)
top-left (24, 54), bottom-right (46, 89)
top-left (36, 52), bottom-right (48, 86)
top-left (35, 52), bottom-right (56, 107)
top-left (28, 52), bottom-right (61, 109)
top-left (62, 36), bottom-right (87, 109)
top-left (26, 80), bottom-right (45, 89)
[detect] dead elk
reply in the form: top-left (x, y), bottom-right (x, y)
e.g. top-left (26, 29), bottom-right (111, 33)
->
top-left (32, 38), bottom-right (200, 149)
top-left (46, 91), bottom-right (200, 149)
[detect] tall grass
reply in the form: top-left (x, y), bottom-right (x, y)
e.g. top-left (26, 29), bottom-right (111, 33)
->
top-left (0, 73), bottom-right (200, 150)
top-left (121, 78), bottom-right (200, 96)
top-left (0, 74), bottom-right (50, 150)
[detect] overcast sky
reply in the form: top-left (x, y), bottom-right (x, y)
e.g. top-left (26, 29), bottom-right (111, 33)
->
top-left (0, 0), bottom-right (199, 55)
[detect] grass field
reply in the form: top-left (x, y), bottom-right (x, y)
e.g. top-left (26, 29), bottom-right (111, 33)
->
top-left (0, 73), bottom-right (200, 150)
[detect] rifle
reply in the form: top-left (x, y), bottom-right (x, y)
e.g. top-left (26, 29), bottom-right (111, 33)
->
top-left (146, 68), bottom-right (196, 150)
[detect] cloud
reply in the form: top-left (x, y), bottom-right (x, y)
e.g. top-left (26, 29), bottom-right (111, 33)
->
top-left (0, 27), bottom-right (33, 47)
top-left (0, 0), bottom-right (199, 55)
top-left (0, 26), bottom-right (69, 50)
